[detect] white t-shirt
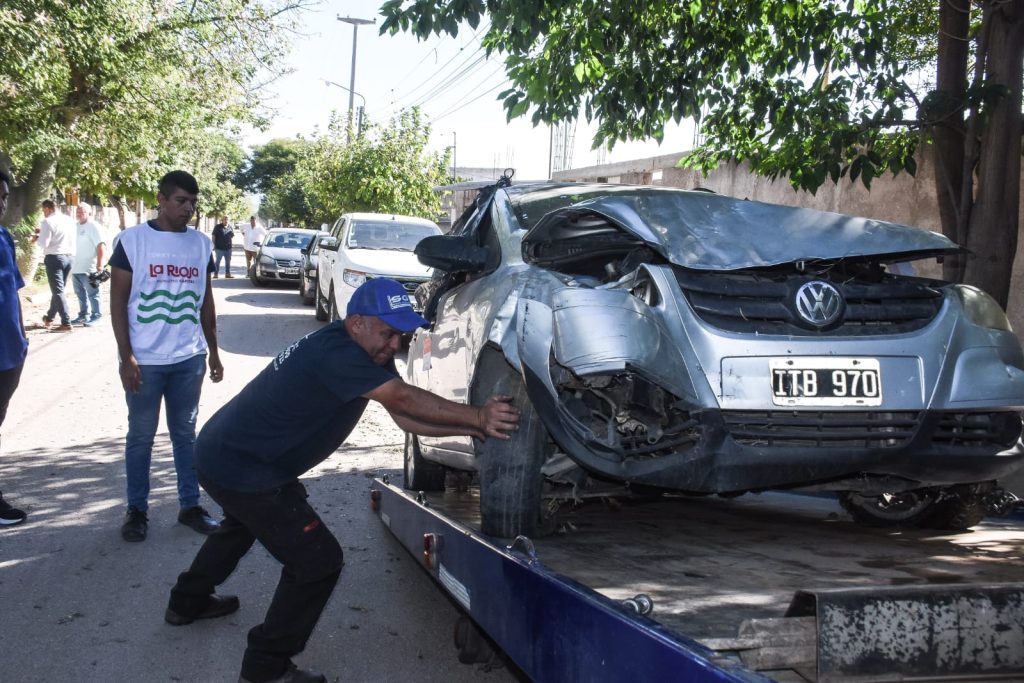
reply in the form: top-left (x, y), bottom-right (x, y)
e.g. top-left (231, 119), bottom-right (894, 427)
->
top-left (71, 221), bottom-right (105, 274)
top-left (38, 211), bottom-right (76, 256)
top-left (115, 223), bottom-right (212, 365)
top-left (244, 224), bottom-right (268, 251)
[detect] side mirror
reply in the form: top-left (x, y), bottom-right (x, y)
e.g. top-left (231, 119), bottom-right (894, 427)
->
top-left (253, 241), bottom-right (262, 247)
top-left (320, 236), bottom-right (340, 251)
top-left (415, 235), bottom-right (488, 272)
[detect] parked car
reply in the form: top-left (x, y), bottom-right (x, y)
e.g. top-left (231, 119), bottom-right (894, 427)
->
top-left (298, 230), bottom-right (331, 305)
top-left (250, 228), bottom-right (318, 286)
top-left (314, 212), bottom-right (441, 322)
top-left (404, 178), bottom-right (1024, 538)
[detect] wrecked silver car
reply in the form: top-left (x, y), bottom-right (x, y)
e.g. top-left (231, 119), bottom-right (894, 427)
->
top-left (404, 177), bottom-right (1024, 538)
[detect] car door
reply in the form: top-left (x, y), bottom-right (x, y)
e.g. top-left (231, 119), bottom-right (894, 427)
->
top-left (317, 217), bottom-right (346, 301)
top-left (415, 195), bottom-right (521, 457)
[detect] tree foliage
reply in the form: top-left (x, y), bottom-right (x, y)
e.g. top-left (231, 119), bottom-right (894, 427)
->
top-left (381, 0), bottom-right (1023, 306)
top-left (0, 0), bottom-right (309, 226)
top-left (294, 108), bottom-right (450, 224)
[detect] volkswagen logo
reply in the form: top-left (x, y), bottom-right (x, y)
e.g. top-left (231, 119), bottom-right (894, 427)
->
top-left (795, 281), bottom-right (843, 327)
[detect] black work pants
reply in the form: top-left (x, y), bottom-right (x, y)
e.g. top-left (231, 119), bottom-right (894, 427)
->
top-left (0, 363), bottom-right (24, 428)
top-left (43, 253), bottom-right (72, 325)
top-left (168, 477), bottom-right (344, 682)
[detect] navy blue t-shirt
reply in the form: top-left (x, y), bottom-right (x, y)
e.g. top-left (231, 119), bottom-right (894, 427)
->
top-left (197, 322), bottom-right (397, 491)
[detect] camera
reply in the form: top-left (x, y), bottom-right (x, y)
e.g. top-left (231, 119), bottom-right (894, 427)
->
top-left (88, 269), bottom-right (111, 289)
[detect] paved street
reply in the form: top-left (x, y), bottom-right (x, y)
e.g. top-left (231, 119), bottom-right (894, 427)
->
top-left (0, 273), bottom-right (517, 683)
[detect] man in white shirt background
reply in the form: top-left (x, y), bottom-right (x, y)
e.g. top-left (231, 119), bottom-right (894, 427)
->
top-left (242, 216), bottom-right (267, 275)
top-left (33, 199), bottom-right (76, 332)
top-left (70, 204), bottom-right (107, 327)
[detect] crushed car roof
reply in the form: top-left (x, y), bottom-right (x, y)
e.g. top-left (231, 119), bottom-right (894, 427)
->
top-left (512, 183), bottom-right (960, 270)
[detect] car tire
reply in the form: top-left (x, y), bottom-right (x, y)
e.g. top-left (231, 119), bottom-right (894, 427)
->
top-left (839, 489), bottom-right (941, 528)
top-left (473, 350), bottom-right (548, 539)
top-left (250, 266), bottom-right (265, 287)
top-left (403, 432), bottom-right (446, 492)
top-left (301, 277), bottom-right (315, 306)
top-left (329, 289), bottom-right (340, 322)
top-left (314, 282), bottom-right (328, 321)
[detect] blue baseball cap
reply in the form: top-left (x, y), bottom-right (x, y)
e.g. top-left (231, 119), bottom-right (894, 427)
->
top-left (346, 278), bottom-right (429, 333)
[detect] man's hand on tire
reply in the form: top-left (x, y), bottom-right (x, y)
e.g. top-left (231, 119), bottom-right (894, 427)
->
top-left (478, 395), bottom-right (519, 439)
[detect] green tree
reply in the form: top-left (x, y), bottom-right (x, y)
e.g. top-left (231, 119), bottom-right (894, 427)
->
top-left (237, 138), bottom-right (308, 195)
top-left (295, 108), bottom-right (450, 224)
top-left (381, 0), bottom-right (1023, 306)
top-left (0, 0), bottom-right (308, 229)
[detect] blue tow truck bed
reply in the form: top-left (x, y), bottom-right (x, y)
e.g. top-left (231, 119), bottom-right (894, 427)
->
top-left (372, 480), bottom-right (1024, 682)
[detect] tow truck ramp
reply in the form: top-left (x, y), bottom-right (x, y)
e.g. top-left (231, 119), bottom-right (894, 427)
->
top-left (371, 480), bottom-right (1024, 682)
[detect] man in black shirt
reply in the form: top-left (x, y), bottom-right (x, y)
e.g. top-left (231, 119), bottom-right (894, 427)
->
top-left (165, 278), bottom-right (519, 683)
top-left (211, 217), bottom-right (234, 278)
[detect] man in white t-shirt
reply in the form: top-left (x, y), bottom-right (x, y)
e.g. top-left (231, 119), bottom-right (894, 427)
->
top-left (242, 216), bottom-right (267, 274)
top-left (109, 170), bottom-right (225, 543)
top-left (70, 204), bottom-right (106, 326)
top-left (33, 199), bottom-right (77, 332)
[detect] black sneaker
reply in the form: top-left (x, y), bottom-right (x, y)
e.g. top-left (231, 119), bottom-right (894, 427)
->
top-left (239, 664), bottom-right (326, 683)
top-left (165, 594), bottom-right (240, 626)
top-left (121, 507), bottom-right (148, 542)
top-left (178, 506), bottom-right (219, 535)
top-left (0, 491), bottom-right (27, 527)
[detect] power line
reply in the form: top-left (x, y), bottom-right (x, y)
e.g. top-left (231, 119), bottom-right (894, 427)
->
top-left (382, 21), bottom-right (490, 115)
top-left (428, 61), bottom-right (508, 120)
top-left (430, 77), bottom-right (512, 123)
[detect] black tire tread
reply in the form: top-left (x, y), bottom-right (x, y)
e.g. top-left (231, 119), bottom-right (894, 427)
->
top-left (474, 351), bottom-right (547, 539)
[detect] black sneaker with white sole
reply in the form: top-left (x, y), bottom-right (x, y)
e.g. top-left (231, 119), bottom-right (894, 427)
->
top-left (0, 491), bottom-right (26, 527)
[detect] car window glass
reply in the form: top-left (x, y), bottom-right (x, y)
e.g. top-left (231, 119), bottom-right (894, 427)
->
top-left (266, 232), bottom-right (312, 248)
top-left (346, 221), bottom-right (441, 251)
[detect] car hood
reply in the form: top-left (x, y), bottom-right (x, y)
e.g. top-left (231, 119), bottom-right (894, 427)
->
top-left (342, 248), bottom-right (433, 277)
top-left (260, 246), bottom-right (304, 262)
top-left (522, 187), bottom-right (960, 270)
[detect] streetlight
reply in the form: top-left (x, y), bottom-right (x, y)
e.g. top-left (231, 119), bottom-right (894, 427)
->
top-left (322, 79), bottom-right (367, 137)
top-left (337, 15), bottom-right (375, 142)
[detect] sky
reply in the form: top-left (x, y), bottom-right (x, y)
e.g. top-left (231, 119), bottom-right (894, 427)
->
top-left (243, 0), bottom-right (697, 180)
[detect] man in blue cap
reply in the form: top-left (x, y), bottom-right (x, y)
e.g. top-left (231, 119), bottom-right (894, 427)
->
top-left (164, 277), bottom-right (519, 683)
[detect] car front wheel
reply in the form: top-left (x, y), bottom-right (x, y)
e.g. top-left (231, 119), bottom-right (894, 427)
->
top-left (301, 275), bottom-right (315, 306)
top-left (473, 351), bottom-right (548, 539)
top-left (250, 265), bottom-right (265, 287)
top-left (314, 280), bottom-right (328, 321)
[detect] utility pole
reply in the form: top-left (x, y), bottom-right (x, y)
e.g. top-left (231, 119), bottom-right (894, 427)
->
top-left (452, 131), bottom-right (457, 182)
top-left (336, 16), bottom-right (375, 143)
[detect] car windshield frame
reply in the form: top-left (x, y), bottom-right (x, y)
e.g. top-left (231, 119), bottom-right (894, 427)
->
top-left (345, 220), bottom-right (441, 252)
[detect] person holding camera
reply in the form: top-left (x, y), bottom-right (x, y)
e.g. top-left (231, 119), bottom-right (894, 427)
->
top-left (70, 203), bottom-right (106, 327)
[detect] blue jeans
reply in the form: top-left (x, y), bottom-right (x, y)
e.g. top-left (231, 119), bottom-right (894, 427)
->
top-left (124, 354), bottom-right (207, 512)
top-left (214, 248), bottom-right (232, 276)
top-left (71, 272), bottom-right (101, 320)
top-left (44, 254), bottom-right (72, 324)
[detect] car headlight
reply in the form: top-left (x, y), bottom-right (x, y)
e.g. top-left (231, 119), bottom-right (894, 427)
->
top-left (343, 269), bottom-right (367, 288)
top-left (955, 285), bottom-right (1013, 331)
top-left (259, 254), bottom-right (275, 266)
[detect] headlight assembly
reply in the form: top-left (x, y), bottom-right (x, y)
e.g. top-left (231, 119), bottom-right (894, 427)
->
top-left (343, 269), bottom-right (367, 288)
top-left (954, 285), bottom-right (1013, 332)
top-left (259, 253), bottom-right (275, 266)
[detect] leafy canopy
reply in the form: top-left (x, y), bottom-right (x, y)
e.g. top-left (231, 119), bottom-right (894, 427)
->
top-left (294, 108), bottom-right (450, 224)
top-left (381, 0), bottom-right (947, 192)
top-left (0, 0), bottom-right (308, 202)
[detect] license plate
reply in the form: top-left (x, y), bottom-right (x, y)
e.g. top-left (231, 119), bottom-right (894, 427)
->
top-left (769, 358), bottom-right (882, 406)
top-left (281, 267), bottom-right (299, 275)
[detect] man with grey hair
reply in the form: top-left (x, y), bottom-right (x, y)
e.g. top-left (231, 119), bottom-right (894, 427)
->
top-left (70, 203), bottom-right (106, 326)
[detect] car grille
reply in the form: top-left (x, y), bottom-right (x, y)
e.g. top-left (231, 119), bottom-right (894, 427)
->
top-left (676, 271), bottom-right (944, 335)
top-left (723, 410), bottom-right (1021, 449)
top-left (275, 259), bottom-right (301, 268)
